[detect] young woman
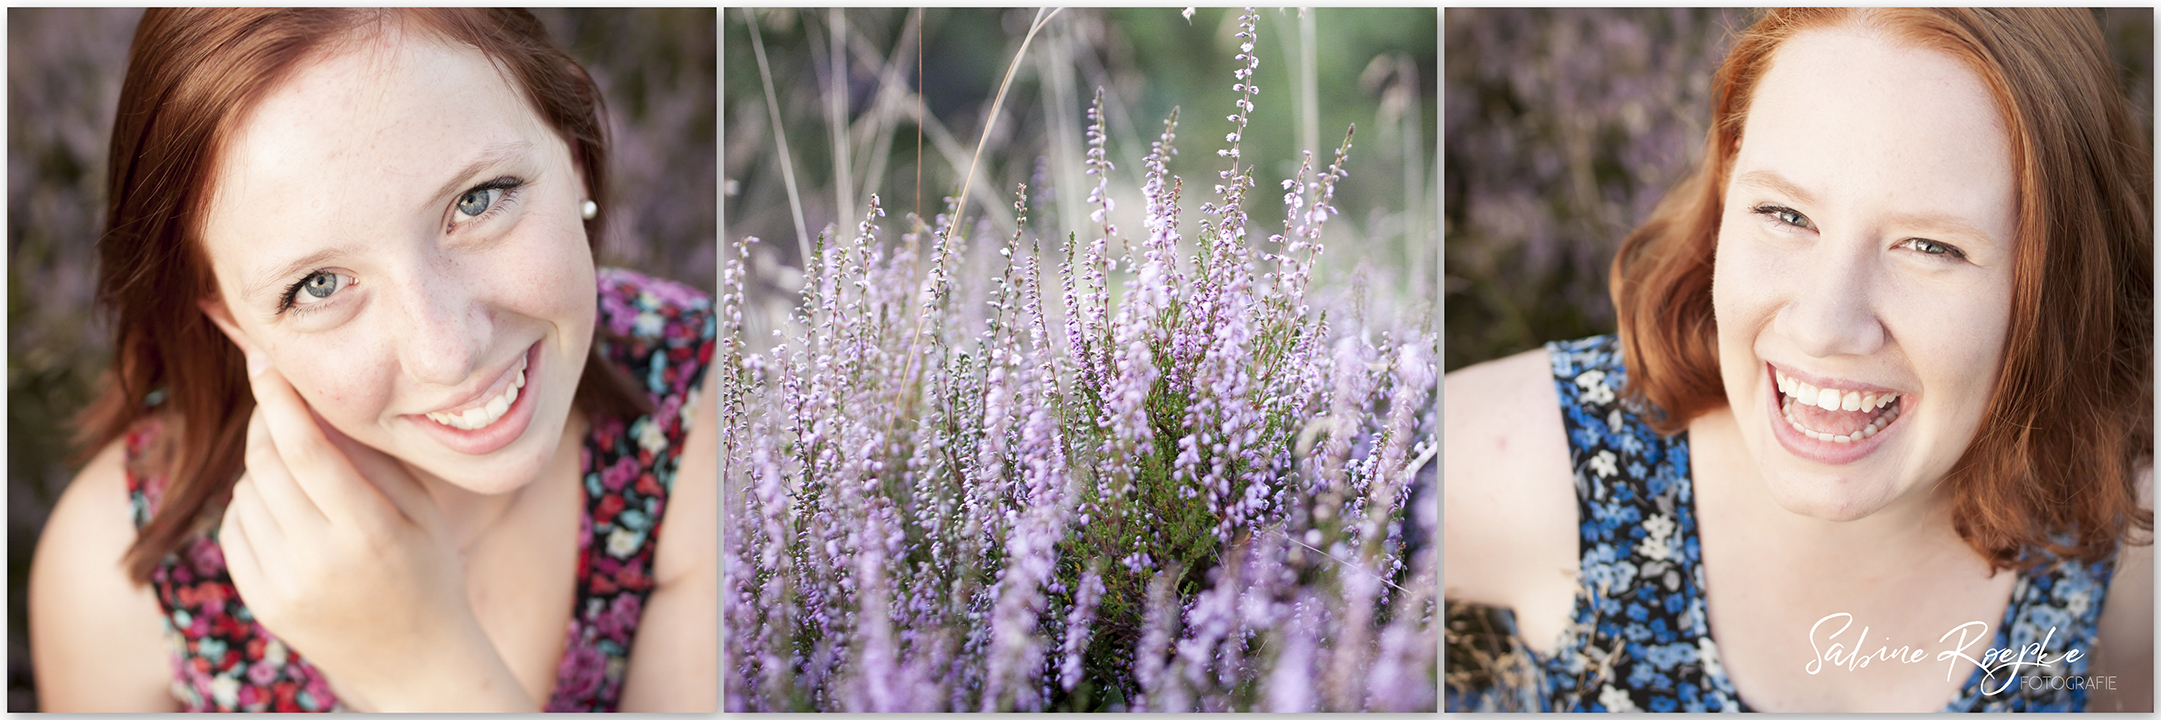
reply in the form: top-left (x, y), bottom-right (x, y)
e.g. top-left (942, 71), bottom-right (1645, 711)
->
top-left (1445, 8), bottom-right (2152, 712)
top-left (27, 9), bottom-right (717, 712)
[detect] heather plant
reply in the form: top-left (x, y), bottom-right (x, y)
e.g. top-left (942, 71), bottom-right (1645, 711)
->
top-left (722, 8), bottom-right (1436, 711)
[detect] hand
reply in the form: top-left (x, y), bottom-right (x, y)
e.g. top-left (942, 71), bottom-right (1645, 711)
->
top-left (217, 352), bottom-right (533, 711)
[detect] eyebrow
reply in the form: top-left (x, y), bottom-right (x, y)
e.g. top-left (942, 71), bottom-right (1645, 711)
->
top-left (428, 140), bottom-right (535, 210)
top-left (1733, 170), bottom-right (1820, 207)
top-left (1882, 210), bottom-right (2000, 248)
top-left (1734, 169), bottom-right (2000, 247)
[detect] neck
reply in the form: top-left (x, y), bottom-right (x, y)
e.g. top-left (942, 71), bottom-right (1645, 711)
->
top-left (404, 413), bottom-right (587, 552)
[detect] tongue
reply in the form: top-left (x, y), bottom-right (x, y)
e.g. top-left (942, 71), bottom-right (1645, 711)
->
top-left (1790, 396), bottom-right (1879, 437)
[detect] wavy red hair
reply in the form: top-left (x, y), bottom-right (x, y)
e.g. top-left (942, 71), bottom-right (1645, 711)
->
top-left (1612, 8), bottom-right (2153, 570)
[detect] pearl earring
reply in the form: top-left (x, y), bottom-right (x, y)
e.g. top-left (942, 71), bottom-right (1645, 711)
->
top-left (580, 200), bottom-right (598, 221)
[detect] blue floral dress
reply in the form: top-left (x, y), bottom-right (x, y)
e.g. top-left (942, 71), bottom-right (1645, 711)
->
top-left (1449, 334), bottom-right (2119, 712)
top-left (123, 267), bottom-right (715, 712)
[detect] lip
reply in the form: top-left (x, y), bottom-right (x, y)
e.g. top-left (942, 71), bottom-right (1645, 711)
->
top-left (1763, 362), bottom-right (1910, 466)
top-left (406, 341), bottom-right (542, 456)
top-left (1765, 361), bottom-right (1901, 395)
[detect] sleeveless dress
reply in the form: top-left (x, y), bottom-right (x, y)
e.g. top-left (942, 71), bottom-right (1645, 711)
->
top-left (1447, 335), bottom-right (2119, 712)
top-left (122, 268), bottom-right (715, 712)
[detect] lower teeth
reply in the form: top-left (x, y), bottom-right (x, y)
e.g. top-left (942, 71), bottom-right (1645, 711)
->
top-left (1782, 395), bottom-right (1899, 444)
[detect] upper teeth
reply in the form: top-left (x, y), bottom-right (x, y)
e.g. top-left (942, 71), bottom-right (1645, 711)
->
top-left (1775, 370), bottom-right (1898, 413)
top-left (426, 363), bottom-right (526, 431)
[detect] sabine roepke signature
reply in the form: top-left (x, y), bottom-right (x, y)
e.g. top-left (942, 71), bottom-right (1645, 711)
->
top-left (1806, 612), bottom-right (2100, 695)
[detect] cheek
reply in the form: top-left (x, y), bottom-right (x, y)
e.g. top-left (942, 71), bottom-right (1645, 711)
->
top-left (498, 217), bottom-right (597, 325)
top-left (1889, 277), bottom-right (2013, 408)
top-left (269, 338), bottom-right (398, 426)
top-left (1710, 225), bottom-right (1780, 350)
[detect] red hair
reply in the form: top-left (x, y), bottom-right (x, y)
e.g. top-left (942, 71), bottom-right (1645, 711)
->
top-left (78, 9), bottom-right (649, 584)
top-left (1612, 8), bottom-right (2153, 570)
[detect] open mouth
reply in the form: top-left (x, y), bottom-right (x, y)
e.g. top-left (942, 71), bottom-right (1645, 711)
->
top-left (1775, 368), bottom-right (1903, 444)
top-left (1766, 363), bottom-right (1910, 464)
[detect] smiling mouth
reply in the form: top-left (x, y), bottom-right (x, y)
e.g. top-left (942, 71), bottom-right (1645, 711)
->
top-left (423, 352), bottom-right (528, 431)
top-left (1774, 368), bottom-right (1904, 444)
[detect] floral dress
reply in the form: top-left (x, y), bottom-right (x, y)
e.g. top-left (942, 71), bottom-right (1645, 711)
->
top-left (123, 268), bottom-right (715, 712)
top-left (1446, 334), bottom-right (2119, 712)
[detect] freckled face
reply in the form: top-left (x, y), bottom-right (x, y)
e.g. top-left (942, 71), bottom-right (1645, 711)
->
top-left (1709, 26), bottom-right (2018, 521)
top-left (198, 30), bottom-right (596, 494)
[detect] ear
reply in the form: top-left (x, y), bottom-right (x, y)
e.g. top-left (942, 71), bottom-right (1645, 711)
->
top-left (198, 296), bottom-right (261, 361)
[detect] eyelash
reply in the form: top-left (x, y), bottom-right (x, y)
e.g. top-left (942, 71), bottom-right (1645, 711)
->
top-left (276, 271), bottom-right (345, 316)
top-left (1899, 237), bottom-right (1968, 261)
top-left (1750, 203), bottom-right (1968, 261)
top-left (450, 176), bottom-right (526, 231)
top-left (1751, 203), bottom-right (1814, 231)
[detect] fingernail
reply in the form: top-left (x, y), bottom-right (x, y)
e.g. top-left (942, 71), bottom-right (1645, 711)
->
top-left (245, 351), bottom-right (268, 377)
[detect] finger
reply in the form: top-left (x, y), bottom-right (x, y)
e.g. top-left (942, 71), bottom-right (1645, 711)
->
top-left (227, 475), bottom-right (288, 549)
top-left (318, 418), bottom-right (446, 532)
top-left (244, 354), bottom-right (394, 523)
top-left (243, 405), bottom-right (329, 530)
top-left (217, 497), bottom-right (264, 593)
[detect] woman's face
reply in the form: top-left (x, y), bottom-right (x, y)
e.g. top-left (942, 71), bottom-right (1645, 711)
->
top-left (198, 28), bottom-right (596, 495)
top-left (1710, 25), bottom-right (2018, 521)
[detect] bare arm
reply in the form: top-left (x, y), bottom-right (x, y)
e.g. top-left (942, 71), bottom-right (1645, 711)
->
top-left (29, 439), bottom-right (180, 711)
top-left (1443, 346), bottom-right (1581, 654)
top-left (619, 373), bottom-right (719, 711)
top-left (2088, 464), bottom-right (2153, 712)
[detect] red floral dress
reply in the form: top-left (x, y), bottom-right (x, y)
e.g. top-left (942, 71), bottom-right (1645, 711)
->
top-left (124, 268), bottom-right (715, 712)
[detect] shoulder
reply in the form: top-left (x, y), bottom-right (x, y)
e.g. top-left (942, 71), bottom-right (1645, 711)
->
top-left (2089, 463), bottom-right (2153, 711)
top-left (29, 437), bottom-right (180, 710)
top-left (34, 440), bottom-right (138, 588)
top-left (593, 267), bottom-right (717, 408)
top-left (1443, 344), bottom-right (1580, 624)
top-left (1444, 345), bottom-right (1570, 484)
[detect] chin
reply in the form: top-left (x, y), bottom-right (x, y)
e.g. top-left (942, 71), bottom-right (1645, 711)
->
top-left (1756, 466), bottom-right (1901, 522)
top-left (1746, 405), bottom-right (1914, 522)
top-left (421, 438), bottom-right (561, 495)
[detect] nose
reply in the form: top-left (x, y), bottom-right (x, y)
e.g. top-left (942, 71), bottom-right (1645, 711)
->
top-left (392, 260), bottom-right (490, 388)
top-left (1776, 236), bottom-right (1887, 358)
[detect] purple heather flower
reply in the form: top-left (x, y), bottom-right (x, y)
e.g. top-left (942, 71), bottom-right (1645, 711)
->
top-left (717, 8), bottom-right (1434, 710)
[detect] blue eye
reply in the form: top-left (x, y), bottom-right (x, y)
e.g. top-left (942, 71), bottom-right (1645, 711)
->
top-left (1752, 204), bottom-right (1815, 230)
top-left (1901, 237), bottom-right (1969, 260)
top-left (457, 187), bottom-right (500, 217)
top-left (450, 177), bottom-right (525, 227)
top-left (278, 270), bottom-right (352, 314)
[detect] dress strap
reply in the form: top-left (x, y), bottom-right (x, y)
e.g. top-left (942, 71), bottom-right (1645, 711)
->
top-left (546, 267), bottom-right (715, 711)
top-left (1540, 335), bottom-right (1739, 712)
top-left (120, 416), bottom-right (169, 530)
